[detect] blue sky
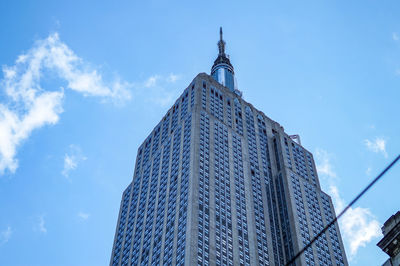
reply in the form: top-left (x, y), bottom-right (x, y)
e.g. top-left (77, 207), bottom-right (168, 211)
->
top-left (0, 1), bottom-right (399, 265)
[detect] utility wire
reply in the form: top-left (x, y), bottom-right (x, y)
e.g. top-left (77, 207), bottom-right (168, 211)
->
top-left (285, 154), bottom-right (400, 266)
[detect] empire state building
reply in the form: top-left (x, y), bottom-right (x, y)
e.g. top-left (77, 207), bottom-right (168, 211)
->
top-left (110, 28), bottom-right (348, 266)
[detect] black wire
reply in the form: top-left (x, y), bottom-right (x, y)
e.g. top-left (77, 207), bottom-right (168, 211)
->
top-left (285, 154), bottom-right (400, 266)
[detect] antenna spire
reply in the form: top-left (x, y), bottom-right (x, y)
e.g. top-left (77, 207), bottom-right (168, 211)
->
top-left (218, 27), bottom-right (226, 56)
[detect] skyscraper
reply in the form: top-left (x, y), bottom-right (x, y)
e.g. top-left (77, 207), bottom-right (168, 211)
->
top-left (110, 28), bottom-right (348, 266)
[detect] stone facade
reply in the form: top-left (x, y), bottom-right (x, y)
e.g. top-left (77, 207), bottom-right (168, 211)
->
top-left (377, 211), bottom-right (400, 266)
top-left (109, 72), bottom-right (348, 266)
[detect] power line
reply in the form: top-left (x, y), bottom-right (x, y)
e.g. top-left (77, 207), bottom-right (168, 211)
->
top-left (285, 154), bottom-right (400, 266)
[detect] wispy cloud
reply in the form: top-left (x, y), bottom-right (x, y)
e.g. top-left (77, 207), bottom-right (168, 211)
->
top-left (364, 137), bottom-right (388, 157)
top-left (140, 73), bottom-right (182, 107)
top-left (315, 148), bottom-right (381, 258)
top-left (315, 149), bottom-right (336, 178)
top-left (393, 32), bottom-right (399, 41)
top-left (62, 144), bottom-right (87, 178)
top-left (37, 215), bottom-right (47, 234)
top-left (166, 73), bottom-right (180, 83)
top-left (78, 212), bottom-right (90, 220)
top-left (143, 73), bottom-right (180, 88)
top-left (0, 226), bottom-right (12, 244)
top-left (144, 75), bottom-right (160, 88)
top-left (0, 32), bottom-right (131, 175)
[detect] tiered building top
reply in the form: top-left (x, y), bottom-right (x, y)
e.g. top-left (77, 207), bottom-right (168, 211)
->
top-left (211, 27), bottom-right (240, 96)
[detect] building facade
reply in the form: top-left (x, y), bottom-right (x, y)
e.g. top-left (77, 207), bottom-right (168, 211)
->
top-left (377, 211), bottom-right (400, 266)
top-left (110, 29), bottom-right (348, 266)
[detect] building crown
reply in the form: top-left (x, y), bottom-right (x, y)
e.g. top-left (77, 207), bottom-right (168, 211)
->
top-left (211, 27), bottom-right (239, 94)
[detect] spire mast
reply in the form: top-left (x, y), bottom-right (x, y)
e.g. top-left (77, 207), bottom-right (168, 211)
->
top-left (218, 27), bottom-right (226, 56)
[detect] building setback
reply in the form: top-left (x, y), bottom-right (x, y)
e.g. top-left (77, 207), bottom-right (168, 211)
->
top-left (110, 28), bottom-right (348, 266)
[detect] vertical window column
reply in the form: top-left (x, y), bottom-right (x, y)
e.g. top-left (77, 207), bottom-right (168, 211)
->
top-left (214, 121), bottom-right (233, 266)
top-left (176, 114), bottom-right (192, 265)
top-left (163, 126), bottom-right (182, 265)
top-left (111, 184), bottom-right (132, 265)
top-left (245, 107), bottom-right (269, 266)
top-left (232, 134), bottom-right (250, 266)
top-left (130, 163), bottom-right (152, 264)
top-left (258, 115), bottom-right (283, 265)
top-left (140, 150), bottom-right (161, 265)
top-left (151, 141), bottom-right (171, 265)
top-left (198, 111), bottom-right (210, 266)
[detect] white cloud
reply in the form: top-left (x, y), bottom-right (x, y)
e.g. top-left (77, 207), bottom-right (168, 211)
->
top-left (0, 90), bottom-right (63, 174)
top-left (315, 148), bottom-right (381, 258)
top-left (166, 73), bottom-right (180, 83)
top-left (329, 186), bottom-right (381, 257)
top-left (364, 137), bottom-right (388, 157)
top-left (140, 74), bottom-right (181, 107)
top-left (393, 32), bottom-right (399, 41)
top-left (38, 215), bottom-right (47, 234)
top-left (1, 226), bottom-right (12, 244)
top-left (315, 149), bottom-right (336, 178)
top-left (78, 212), bottom-right (90, 220)
top-left (144, 75), bottom-right (160, 88)
top-left (62, 144), bottom-right (87, 178)
top-left (0, 32), bottom-right (131, 175)
top-left (143, 73), bottom-right (180, 88)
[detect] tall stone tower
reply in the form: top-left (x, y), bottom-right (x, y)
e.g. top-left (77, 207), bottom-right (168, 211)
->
top-left (110, 28), bottom-right (348, 266)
